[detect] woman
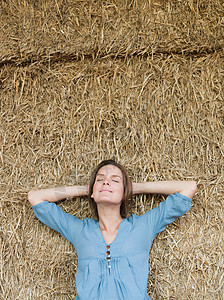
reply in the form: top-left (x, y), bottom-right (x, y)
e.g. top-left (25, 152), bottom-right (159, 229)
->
top-left (28, 159), bottom-right (197, 300)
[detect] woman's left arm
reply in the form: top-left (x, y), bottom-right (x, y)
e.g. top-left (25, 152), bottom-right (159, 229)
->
top-left (132, 181), bottom-right (197, 199)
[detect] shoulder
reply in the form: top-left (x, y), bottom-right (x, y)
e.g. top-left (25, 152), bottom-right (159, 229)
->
top-left (128, 193), bottom-right (192, 223)
top-left (31, 201), bottom-right (83, 227)
top-left (83, 217), bottom-right (98, 227)
top-left (125, 213), bottom-right (150, 227)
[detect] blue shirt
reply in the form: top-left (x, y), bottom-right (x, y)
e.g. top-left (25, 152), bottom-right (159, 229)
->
top-left (32, 193), bottom-right (191, 300)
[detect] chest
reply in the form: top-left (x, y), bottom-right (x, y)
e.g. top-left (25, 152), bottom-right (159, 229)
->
top-left (74, 219), bottom-right (153, 260)
top-left (100, 229), bottom-right (119, 245)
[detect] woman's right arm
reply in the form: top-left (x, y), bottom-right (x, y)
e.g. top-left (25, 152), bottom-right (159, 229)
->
top-left (28, 185), bottom-right (89, 206)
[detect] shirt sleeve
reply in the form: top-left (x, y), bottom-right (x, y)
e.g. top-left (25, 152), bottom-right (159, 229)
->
top-left (31, 201), bottom-right (83, 245)
top-left (139, 192), bottom-right (192, 240)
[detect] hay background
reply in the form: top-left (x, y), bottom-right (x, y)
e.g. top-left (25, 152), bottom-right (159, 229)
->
top-left (0, 0), bottom-right (223, 299)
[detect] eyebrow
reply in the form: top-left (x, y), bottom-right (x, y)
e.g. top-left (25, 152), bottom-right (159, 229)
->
top-left (96, 174), bottom-right (122, 179)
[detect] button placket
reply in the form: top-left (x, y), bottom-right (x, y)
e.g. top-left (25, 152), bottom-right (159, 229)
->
top-left (106, 245), bottom-right (111, 274)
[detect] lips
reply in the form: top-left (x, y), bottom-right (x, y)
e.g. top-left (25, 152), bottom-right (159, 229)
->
top-left (100, 190), bottom-right (112, 193)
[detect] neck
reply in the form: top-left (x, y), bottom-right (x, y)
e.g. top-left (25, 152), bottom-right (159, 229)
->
top-left (97, 204), bottom-right (123, 231)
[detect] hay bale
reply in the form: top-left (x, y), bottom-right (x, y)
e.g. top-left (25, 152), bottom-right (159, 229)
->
top-left (0, 0), bottom-right (223, 299)
top-left (0, 0), bottom-right (223, 65)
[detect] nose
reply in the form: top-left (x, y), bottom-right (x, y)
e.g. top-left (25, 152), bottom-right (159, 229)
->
top-left (103, 180), bottom-right (110, 186)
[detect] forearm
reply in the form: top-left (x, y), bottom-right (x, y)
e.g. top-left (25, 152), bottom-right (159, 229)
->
top-left (133, 181), bottom-right (197, 199)
top-left (28, 185), bottom-right (89, 206)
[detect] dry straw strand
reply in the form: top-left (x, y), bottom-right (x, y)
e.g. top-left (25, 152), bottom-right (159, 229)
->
top-left (0, 0), bottom-right (224, 299)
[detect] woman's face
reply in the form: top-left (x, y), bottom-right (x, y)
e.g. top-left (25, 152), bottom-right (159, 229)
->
top-left (91, 165), bottom-right (124, 205)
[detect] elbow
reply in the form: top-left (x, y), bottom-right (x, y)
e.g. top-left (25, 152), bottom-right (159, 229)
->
top-left (187, 181), bottom-right (197, 199)
top-left (27, 190), bottom-right (34, 205)
top-left (179, 181), bottom-right (197, 199)
top-left (191, 181), bottom-right (197, 193)
top-left (28, 190), bottom-right (40, 206)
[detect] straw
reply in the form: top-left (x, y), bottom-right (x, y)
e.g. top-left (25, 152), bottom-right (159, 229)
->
top-left (0, 0), bottom-right (223, 299)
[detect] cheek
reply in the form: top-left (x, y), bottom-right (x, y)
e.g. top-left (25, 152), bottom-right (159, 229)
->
top-left (119, 186), bottom-right (124, 198)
